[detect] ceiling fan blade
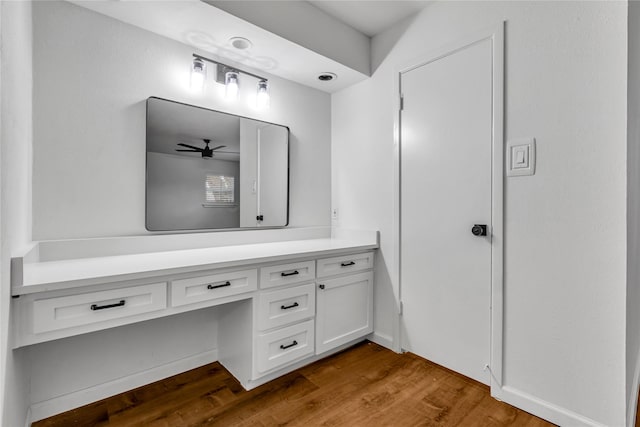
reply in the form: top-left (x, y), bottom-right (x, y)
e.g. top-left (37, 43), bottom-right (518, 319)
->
top-left (177, 143), bottom-right (203, 151)
top-left (210, 145), bottom-right (226, 151)
top-left (175, 149), bottom-right (200, 152)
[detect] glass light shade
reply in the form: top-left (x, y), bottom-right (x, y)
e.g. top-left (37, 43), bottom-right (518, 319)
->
top-left (190, 58), bottom-right (206, 92)
top-left (256, 80), bottom-right (270, 109)
top-left (225, 71), bottom-right (239, 100)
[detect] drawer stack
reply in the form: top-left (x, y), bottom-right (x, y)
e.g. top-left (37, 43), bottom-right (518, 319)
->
top-left (251, 251), bottom-right (374, 381)
top-left (253, 261), bottom-right (317, 378)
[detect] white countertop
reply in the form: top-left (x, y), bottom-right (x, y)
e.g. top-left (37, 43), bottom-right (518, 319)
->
top-left (13, 231), bottom-right (378, 295)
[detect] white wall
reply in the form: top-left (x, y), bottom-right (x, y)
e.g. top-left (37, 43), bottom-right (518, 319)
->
top-left (627, 2), bottom-right (640, 425)
top-left (32, 0), bottom-right (330, 240)
top-left (0, 1), bottom-right (33, 425)
top-left (332, 2), bottom-right (627, 426)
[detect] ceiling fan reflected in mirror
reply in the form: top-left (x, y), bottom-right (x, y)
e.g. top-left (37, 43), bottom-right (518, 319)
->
top-left (176, 139), bottom-right (226, 158)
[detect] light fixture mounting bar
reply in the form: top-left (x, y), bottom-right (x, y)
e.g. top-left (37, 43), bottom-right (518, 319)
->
top-left (192, 53), bottom-right (268, 82)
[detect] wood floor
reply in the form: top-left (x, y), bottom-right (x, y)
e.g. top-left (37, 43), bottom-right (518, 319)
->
top-left (33, 341), bottom-right (555, 427)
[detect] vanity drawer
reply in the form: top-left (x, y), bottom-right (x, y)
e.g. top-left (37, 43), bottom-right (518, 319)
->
top-left (257, 283), bottom-right (316, 331)
top-left (255, 319), bottom-right (314, 374)
top-left (317, 252), bottom-right (374, 278)
top-left (171, 269), bottom-right (257, 307)
top-left (259, 261), bottom-right (315, 289)
top-left (33, 283), bottom-right (167, 334)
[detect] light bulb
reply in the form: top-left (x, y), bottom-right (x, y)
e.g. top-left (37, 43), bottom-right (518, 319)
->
top-left (225, 71), bottom-right (239, 100)
top-left (190, 58), bottom-right (206, 92)
top-left (256, 80), bottom-right (270, 109)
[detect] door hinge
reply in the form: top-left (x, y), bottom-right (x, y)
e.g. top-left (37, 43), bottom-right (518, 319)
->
top-left (399, 95), bottom-right (404, 111)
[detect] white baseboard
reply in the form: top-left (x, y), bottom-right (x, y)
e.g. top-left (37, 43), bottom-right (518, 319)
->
top-left (493, 385), bottom-right (608, 427)
top-left (627, 352), bottom-right (640, 427)
top-left (369, 331), bottom-right (394, 351)
top-left (23, 407), bottom-right (32, 427)
top-left (30, 349), bottom-right (219, 423)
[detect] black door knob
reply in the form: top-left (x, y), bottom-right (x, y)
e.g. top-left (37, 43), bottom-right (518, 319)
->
top-left (471, 224), bottom-right (487, 236)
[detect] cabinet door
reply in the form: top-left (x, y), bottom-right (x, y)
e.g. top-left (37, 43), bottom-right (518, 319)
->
top-left (316, 272), bottom-right (373, 354)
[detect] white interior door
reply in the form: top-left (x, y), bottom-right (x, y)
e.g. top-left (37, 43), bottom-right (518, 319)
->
top-left (400, 37), bottom-right (494, 385)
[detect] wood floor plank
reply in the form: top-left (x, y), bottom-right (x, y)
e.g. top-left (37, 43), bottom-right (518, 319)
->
top-left (33, 341), bottom-right (557, 427)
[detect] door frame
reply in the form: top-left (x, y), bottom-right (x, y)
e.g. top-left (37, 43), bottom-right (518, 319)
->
top-left (392, 22), bottom-right (505, 390)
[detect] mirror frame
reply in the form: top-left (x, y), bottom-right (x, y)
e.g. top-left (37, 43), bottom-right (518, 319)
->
top-left (145, 96), bottom-right (290, 232)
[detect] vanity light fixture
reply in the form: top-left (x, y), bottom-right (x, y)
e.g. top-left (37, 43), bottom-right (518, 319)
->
top-left (190, 57), bottom-right (206, 92)
top-left (225, 71), bottom-right (239, 100)
top-left (256, 80), bottom-right (270, 109)
top-left (191, 53), bottom-right (270, 109)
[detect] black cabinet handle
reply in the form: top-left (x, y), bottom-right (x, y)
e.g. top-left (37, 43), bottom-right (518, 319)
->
top-left (340, 261), bottom-right (356, 267)
top-left (319, 284), bottom-right (325, 290)
top-left (207, 281), bottom-right (231, 290)
top-left (281, 270), bottom-right (299, 277)
top-left (280, 340), bottom-right (298, 350)
top-left (256, 215), bottom-right (264, 221)
top-left (281, 302), bottom-right (299, 310)
top-left (91, 300), bottom-right (125, 311)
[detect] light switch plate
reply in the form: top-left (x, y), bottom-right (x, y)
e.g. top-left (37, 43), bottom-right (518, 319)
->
top-left (507, 137), bottom-right (536, 177)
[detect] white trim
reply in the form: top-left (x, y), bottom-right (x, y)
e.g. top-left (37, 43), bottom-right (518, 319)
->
top-left (23, 407), bottom-right (32, 427)
top-left (493, 386), bottom-right (608, 427)
top-left (394, 22), bottom-right (505, 384)
top-left (627, 351), bottom-right (640, 427)
top-left (391, 57), bottom-right (402, 354)
top-left (489, 22), bottom-right (506, 389)
top-left (29, 349), bottom-right (219, 422)
top-left (369, 331), bottom-right (394, 351)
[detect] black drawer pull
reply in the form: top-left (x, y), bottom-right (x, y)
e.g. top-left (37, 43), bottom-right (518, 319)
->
top-left (280, 340), bottom-right (298, 350)
top-left (207, 281), bottom-right (231, 290)
top-left (281, 270), bottom-right (300, 277)
top-left (341, 261), bottom-right (356, 267)
top-left (91, 300), bottom-right (125, 311)
top-left (281, 302), bottom-right (299, 310)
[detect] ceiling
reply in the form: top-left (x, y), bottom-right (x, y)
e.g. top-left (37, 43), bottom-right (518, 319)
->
top-left (70, 0), bottom-right (430, 93)
top-left (309, 1), bottom-right (430, 37)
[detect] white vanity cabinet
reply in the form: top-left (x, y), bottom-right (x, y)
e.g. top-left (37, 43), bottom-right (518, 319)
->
top-left (12, 232), bottom-right (378, 412)
top-left (316, 252), bottom-right (374, 355)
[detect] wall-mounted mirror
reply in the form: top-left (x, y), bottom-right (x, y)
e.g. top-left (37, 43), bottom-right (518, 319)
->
top-left (146, 97), bottom-right (289, 231)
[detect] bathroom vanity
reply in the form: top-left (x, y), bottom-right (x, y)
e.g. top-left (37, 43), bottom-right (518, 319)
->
top-left (11, 228), bottom-right (377, 391)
